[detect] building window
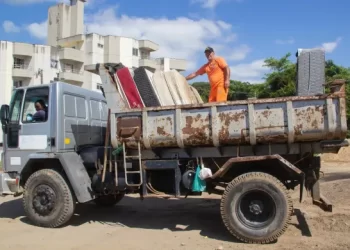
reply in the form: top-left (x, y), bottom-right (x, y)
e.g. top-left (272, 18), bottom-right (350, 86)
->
top-left (13, 80), bottom-right (23, 89)
top-left (63, 63), bottom-right (74, 72)
top-left (13, 57), bottom-right (25, 68)
top-left (140, 50), bottom-right (150, 59)
top-left (97, 84), bottom-right (103, 90)
top-left (132, 48), bottom-right (138, 56)
top-left (51, 59), bottom-right (58, 69)
top-left (97, 43), bottom-right (103, 48)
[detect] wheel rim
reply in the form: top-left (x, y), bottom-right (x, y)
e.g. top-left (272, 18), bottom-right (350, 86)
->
top-left (32, 184), bottom-right (57, 216)
top-left (236, 189), bottom-right (276, 229)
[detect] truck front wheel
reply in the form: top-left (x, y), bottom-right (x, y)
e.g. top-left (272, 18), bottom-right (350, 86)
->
top-left (23, 169), bottom-right (75, 228)
top-left (220, 172), bottom-right (292, 244)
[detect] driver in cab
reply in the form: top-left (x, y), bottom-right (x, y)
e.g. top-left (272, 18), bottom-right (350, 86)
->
top-left (32, 99), bottom-right (46, 122)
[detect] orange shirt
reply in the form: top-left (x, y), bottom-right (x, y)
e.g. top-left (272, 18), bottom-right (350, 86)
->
top-left (196, 56), bottom-right (228, 88)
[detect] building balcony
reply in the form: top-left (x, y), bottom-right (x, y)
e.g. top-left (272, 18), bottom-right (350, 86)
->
top-left (168, 58), bottom-right (187, 72)
top-left (58, 48), bottom-right (84, 63)
top-left (12, 64), bottom-right (33, 78)
top-left (156, 58), bottom-right (187, 72)
top-left (57, 34), bottom-right (85, 48)
top-left (138, 40), bottom-right (159, 52)
top-left (139, 58), bottom-right (157, 70)
top-left (13, 43), bottom-right (34, 57)
top-left (59, 69), bottom-right (84, 85)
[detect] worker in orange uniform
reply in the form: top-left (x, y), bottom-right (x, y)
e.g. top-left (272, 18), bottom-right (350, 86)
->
top-left (185, 47), bottom-right (230, 102)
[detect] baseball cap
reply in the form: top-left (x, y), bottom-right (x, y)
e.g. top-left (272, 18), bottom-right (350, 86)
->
top-left (204, 46), bottom-right (214, 53)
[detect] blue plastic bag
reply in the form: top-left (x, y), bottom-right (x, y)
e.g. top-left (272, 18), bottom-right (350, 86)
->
top-left (192, 165), bottom-right (206, 192)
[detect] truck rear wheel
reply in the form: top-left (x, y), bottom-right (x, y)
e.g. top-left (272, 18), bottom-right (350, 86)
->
top-left (23, 169), bottom-right (75, 228)
top-left (220, 172), bottom-right (292, 244)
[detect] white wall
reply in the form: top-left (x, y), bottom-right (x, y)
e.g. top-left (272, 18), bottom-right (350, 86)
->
top-left (132, 39), bottom-right (139, 68)
top-left (103, 36), bottom-right (121, 64)
top-left (47, 1), bottom-right (84, 47)
top-left (119, 37), bottom-right (134, 68)
top-left (84, 34), bottom-right (105, 90)
top-left (33, 45), bottom-right (59, 85)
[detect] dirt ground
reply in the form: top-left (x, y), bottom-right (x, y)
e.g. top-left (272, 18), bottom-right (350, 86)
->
top-left (1, 154), bottom-right (350, 250)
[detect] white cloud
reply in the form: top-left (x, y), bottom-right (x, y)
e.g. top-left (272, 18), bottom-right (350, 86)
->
top-left (20, 3), bottom-right (264, 83)
top-left (26, 21), bottom-right (47, 40)
top-left (2, 21), bottom-right (20, 33)
top-left (190, 0), bottom-right (242, 9)
top-left (227, 44), bottom-right (251, 61)
top-left (2, 0), bottom-right (64, 4)
top-left (230, 59), bottom-right (269, 83)
top-left (321, 37), bottom-right (342, 53)
top-left (2, 0), bottom-right (97, 7)
top-left (84, 6), bottom-right (238, 71)
top-left (275, 38), bottom-right (295, 45)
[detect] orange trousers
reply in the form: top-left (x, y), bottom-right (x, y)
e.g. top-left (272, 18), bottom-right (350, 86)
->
top-left (208, 85), bottom-right (228, 102)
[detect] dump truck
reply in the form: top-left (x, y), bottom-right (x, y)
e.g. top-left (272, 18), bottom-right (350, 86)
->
top-left (0, 62), bottom-right (348, 244)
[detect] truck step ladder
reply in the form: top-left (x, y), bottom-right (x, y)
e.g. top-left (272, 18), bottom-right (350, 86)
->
top-left (123, 141), bottom-right (143, 187)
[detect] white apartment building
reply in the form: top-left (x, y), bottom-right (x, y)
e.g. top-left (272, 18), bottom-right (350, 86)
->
top-left (47, 0), bottom-right (187, 90)
top-left (0, 0), bottom-right (187, 144)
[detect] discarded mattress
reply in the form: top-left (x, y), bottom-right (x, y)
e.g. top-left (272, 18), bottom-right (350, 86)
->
top-left (144, 69), bottom-right (162, 102)
top-left (163, 71), bottom-right (184, 105)
top-left (296, 48), bottom-right (325, 96)
top-left (133, 67), bottom-right (161, 107)
top-left (189, 86), bottom-right (204, 104)
top-left (152, 70), bottom-right (175, 106)
top-left (167, 70), bottom-right (194, 104)
top-left (116, 67), bottom-right (144, 108)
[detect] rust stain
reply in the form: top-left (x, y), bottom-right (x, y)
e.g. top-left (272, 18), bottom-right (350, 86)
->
top-left (294, 124), bottom-right (303, 135)
top-left (157, 126), bottom-right (171, 136)
top-left (261, 110), bottom-right (271, 119)
top-left (218, 110), bottom-right (246, 124)
top-left (166, 117), bottom-right (173, 126)
top-left (116, 116), bottom-right (141, 139)
top-left (182, 115), bottom-right (212, 145)
top-left (256, 134), bottom-right (288, 144)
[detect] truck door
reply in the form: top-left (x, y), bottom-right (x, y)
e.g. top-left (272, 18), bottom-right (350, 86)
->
top-left (3, 86), bottom-right (51, 172)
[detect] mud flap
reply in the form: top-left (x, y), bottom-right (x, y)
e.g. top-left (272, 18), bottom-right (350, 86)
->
top-left (57, 152), bottom-right (95, 203)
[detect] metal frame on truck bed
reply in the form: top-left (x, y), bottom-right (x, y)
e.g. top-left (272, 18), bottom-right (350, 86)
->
top-left (0, 62), bottom-right (348, 244)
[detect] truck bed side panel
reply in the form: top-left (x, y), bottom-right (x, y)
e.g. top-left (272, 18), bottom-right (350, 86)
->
top-left (113, 95), bottom-right (347, 149)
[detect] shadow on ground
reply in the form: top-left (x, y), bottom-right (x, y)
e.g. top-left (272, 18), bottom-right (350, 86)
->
top-left (0, 194), bottom-right (315, 244)
top-left (0, 196), bottom-right (241, 243)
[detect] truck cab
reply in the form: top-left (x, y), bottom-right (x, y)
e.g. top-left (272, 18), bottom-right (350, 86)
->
top-left (0, 81), bottom-right (108, 200)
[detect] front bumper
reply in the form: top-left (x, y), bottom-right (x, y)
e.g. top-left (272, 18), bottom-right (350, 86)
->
top-left (0, 172), bottom-right (20, 196)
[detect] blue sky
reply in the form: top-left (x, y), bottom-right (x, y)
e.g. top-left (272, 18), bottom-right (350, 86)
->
top-left (0, 0), bottom-right (348, 83)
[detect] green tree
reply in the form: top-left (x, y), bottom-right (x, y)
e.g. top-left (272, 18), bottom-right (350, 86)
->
top-left (191, 82), bottom-right (210, 101)
top-left (324, 60), bottom-right (350, 135)
top-left (262, 53), bottom-right (296, 97)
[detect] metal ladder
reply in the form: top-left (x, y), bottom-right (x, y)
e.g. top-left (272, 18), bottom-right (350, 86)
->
top-left (122, 141), bottom-right (143, 187)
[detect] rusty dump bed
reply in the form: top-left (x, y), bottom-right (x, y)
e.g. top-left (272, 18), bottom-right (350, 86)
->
top-left (110, 81), bottom-right (347, 150)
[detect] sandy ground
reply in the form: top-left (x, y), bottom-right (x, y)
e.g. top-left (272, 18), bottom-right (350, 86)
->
top-left (1, 158), bottom-right (350, 249)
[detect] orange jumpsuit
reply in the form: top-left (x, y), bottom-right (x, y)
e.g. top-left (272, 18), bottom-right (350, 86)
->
top-left (195, 56), bottom-right (229, 102)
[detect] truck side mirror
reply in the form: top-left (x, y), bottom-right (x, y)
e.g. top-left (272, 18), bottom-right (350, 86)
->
top-left (0, 104), bottom-right (10, 126)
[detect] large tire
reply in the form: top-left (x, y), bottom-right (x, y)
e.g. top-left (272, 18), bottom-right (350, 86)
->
top-left (94, 193), bottom-right (125, 207)
top-left (220, 172), bottom-right (292, 244)
top-left (23, 169), bottom-right (75, 228)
